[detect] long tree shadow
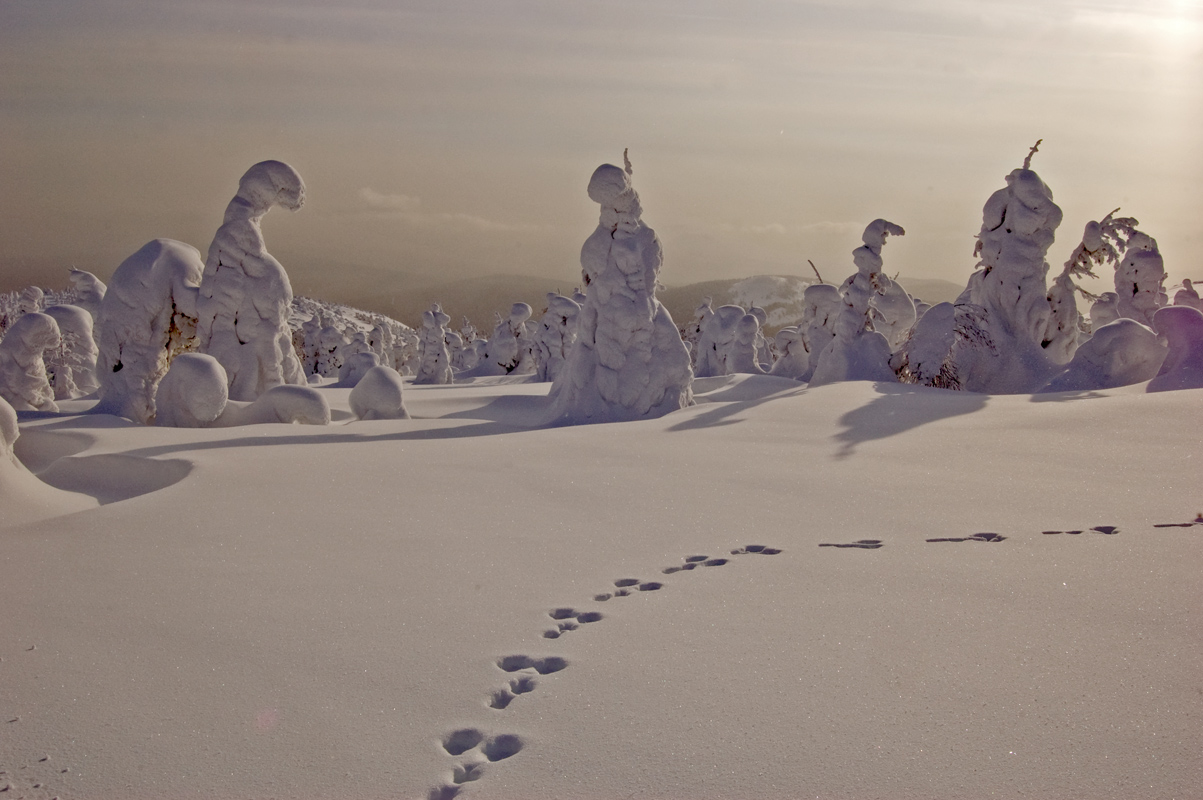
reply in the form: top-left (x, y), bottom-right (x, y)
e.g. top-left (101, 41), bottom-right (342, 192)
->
top-left (667, 375), bottom-right (807, 432)
top-left (833, 383), bottom-right (988, 458)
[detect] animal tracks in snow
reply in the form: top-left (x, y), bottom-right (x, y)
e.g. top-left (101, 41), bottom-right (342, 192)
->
top-left (424, 541), bottom-right (785, 800)
top-left (819, 539), bottom-right (884, 549)
top-left (1153, 514), bottom-right (1203, 529)
top-left (1042, 525), bottom-right (1120, 536)
top-left (927, 532), bottom-right (1006, 543)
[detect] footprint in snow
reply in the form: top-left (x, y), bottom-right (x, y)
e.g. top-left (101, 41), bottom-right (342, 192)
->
top-left (496, 654), bottom-right (568, 674)
top-left (819, 539), bottom-right (884, 549)
top-left (1154, 514), bottom-right (1203, 528)
top-left (730, 544), bottom-right (783, 556)
top-left (927, 532), bottom-right (1006, 543)
top-left (1042, 526), bottom-right (1119, 536)
top-left (429, 733), bottom-right (525, 799)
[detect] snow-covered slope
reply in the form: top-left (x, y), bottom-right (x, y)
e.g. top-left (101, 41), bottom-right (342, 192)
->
top-left (2, 376), bottom-right (1200, 800)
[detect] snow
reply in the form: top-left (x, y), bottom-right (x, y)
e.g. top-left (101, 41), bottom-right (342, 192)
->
top-left (42, 304), bottom-right (99, 400)
top-left (67, 269), bottom-right (106, 320)
top-left (196, 160), bottom-right (307, 401)
top-left (1114, 232), bottom-right (1167, 327)
top-left (154, 353), bottom-right (229, 428)
top-left (1039, 319), bottom-right (1166, 393)
top-left (2, 374), bottom-right (1201, 800)
top-left (546, 159), bottom-right (693, 424)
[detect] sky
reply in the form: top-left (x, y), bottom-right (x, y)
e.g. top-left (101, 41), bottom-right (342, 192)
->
top-left (1, 0), bottom-right (1200, 303)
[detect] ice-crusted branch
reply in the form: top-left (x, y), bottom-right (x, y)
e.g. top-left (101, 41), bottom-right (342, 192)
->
top-left (1023, 138), bottom-right (1042, 170)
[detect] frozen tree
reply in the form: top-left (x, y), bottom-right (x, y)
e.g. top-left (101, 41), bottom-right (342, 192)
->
top-left (1090, 292), bottom-right (1120, 331)
top-left (349, 366), bottom-right (410, 420)
top-left (93, 238), bottom-right (203, 424)
top-left (767, 326), bottom-right (808, 380)
top-left (42, 304), bottom-right (99, 399)
top-left (1114, 232), bottom-right (1167, 327)
top-left (1172, 279), bottom-right (1203, 312)
top-left (727, 313), bottom-right (765, 374)
top-left (798, 283), bottom-right (842, 382)
top-left (67, 269), bottom-right (107, 320)
top-left (535, 293), bottom-right (581, 382)
top-left (414, 304), bottom-right (453, 385)
top-left (1041, 211), bottom-right (1138, 364)
top-left (316, 324), bottom-right (346, 377)
top-left (1039, 319), bottom-right (1166, 393)
top-left (300, 315), bottom-right (324, 375)
top-left (461, 304), bottom-right (536, 377)
top-left (681, 297), bottom-right (713, 366)
top-left (953, 145), bottom-right (1064, 393)
top-left (809, 219), bottom-right (905, 387)
top-left (1147, 306), bottom-right (1203, 392)
top-left (547, 155), bottom-right (693, 424)
top-left (337, 351), bottom-right (381, 388)
top-left (196, 160), bottom-right (307, 401)
top-left (154, 353), bottom-right (230, 428)
top-left (872, 278), bottom-right (917, 350)
top-left (0, 312), bottom-right (61, 412)
top-left (18, 286), bottom-right (44, 315)
top-left (694, 304), bottom-right (746, 378)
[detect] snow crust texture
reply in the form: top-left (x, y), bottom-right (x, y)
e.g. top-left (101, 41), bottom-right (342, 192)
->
top-left (547, 159), bottom-right (693, 424)
top-left (196, 160), bottom-right (307, 402)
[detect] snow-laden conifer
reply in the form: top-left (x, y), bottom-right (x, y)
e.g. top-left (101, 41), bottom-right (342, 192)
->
top-left (414, 304), bottom-right (453, 385)
top-left (196, 160), bottom-right (307, 401)
top-left (0, 312), bottom-right (61, 412)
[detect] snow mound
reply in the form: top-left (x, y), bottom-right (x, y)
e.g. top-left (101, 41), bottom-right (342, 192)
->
top-left (215, 384), bottom-right (331, 427)
top-left (1039, 319), bottom-right (1166, 393)
top-left (349, 366), bottom-right (410, 420)
top-left (0, 395), bottom-right (98, 523)
top-left (1147, 305), bottom-right (1203, 392)
top-left (155, 353), bottom-right (229, 428)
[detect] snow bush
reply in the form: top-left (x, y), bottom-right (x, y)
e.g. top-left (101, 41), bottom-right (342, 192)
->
top-left (808, 219), bottom-right (905, 387)
top-left (547, 154), bottom-right (693, 424)
top-left (727, 313), bottom-right (765, 375)
top-left (42, 304), bottom-right (99, 399)
top-left (196, 160), bottom-right (307, 401)
top-left (349, 366), bottom-right (410, 420)
top-left (414, 304), bottom-right (453, 385)
top-left (1147, 306), bottom-right (1203, 392)
top-left (694, 304), bottom-right (746, 378)
top-left (767, 326), bottom-right (808, 380)
top-left (0, 312), bottom-right (61, 412)
top-left (93, 238), bottom-right (203, 424)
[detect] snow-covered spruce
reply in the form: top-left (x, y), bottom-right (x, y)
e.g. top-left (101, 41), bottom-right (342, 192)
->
top-left (0, 312), bottom-right (61, 412)
top-left (954, 146), bottom-right (1063, 393)
top-left (808, 219), bottom-right (904, 387)
top-left (681, 297), bottom-right (713, 367)
top-left (349, 366), bottom-right (410, 420)
top-left (196, 160), bottom-right (307, 401)
top-left (767, 327), bottom-right (808, 380)
top-left (534, 293), bottom-right (581, 382)
top-left (68, 269), bottom-right (107, 320)
top-left (93, 239), bottom-right (204, 424)
top-left (18, 286), bottom-right (44, 315)
top-left (694, 304), bottom-right (746, 378)
top-left (727, 313), bottom-right (765, 375)
top-left (1039, 319), bottom-right (1166, 393)
top-left (1147, 306), bottom-right (1203, 392)
top-left (337, 351), bottom-right (381, 388)
top-left (1173, 279), bottom-right (1203, 312)
top-left (42, 304), bottom-right (99, 399)
top-left (797, 283), bottom-right (842, 383)
top-left (1114, 232), bottom-right (1167, 328)
top-left (414, 304), bottom-right (453, 385)
top-left (546, 156), bottom-right (693, 424)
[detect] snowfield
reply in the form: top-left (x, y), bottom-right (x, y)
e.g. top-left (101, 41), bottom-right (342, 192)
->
top-left (2, 375), bottom-right (1200, 800)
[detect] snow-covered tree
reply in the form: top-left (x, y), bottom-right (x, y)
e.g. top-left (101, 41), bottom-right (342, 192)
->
top-left (93, 238), bottom-right (204, 423)
top-left (0, 312), bottom-right (61, 412)
top-left (1040, 319), bottom-right (1166, 393)
top-left (809, 219), bottom-right (904, 387)
top-left (952, 144), bottom-right (1063, 393)
top-left (767, 327), bottom-right (808, 380)
top-left (872, 279), bottom-right (917, 350)
top-left (196, 160), bottom-right (307, 401)
top-left (1114, 232), bottom-right (1167, 327)
top-left (547, 155), bottom-right (693, 424)
top-left (1173, 279), bottom-right (1203, 312)
top-left (534, 293), bottom-right (581, 382)
top-left (694, 304), bottom-right (745, 378)
top-left (349, 366), bottom-right (410, 420)
top-left (67, 269), bottom-right (106, 320)
top-left (42, 304), bottom-right (98, 399)
top-left (1090, 292), bottom-right (1120, 331)
top-left (727, 313), bottom-right (766, 375)
top-left (18, 286), bottom-right (44, 315)
top-left (1042, 210), bottom-right (1139, 363)
top-left (414, 304), bottom-right (453, 385)
top-left (681, 297), bottom-right (713, 366)
top-left (891, 302), bottom-right (995, 390)
top-left (798, 283), bottom-right (841, 382)
top-left (1147, 306), bottom-right (1203, 392)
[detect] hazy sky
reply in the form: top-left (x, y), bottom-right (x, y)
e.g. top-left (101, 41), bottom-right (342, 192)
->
top-left (2, 0), bottom-right (1200, 299)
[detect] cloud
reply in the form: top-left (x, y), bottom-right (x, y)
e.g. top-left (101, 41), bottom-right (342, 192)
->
top-left (357, 188), bottom-right (549, 233)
